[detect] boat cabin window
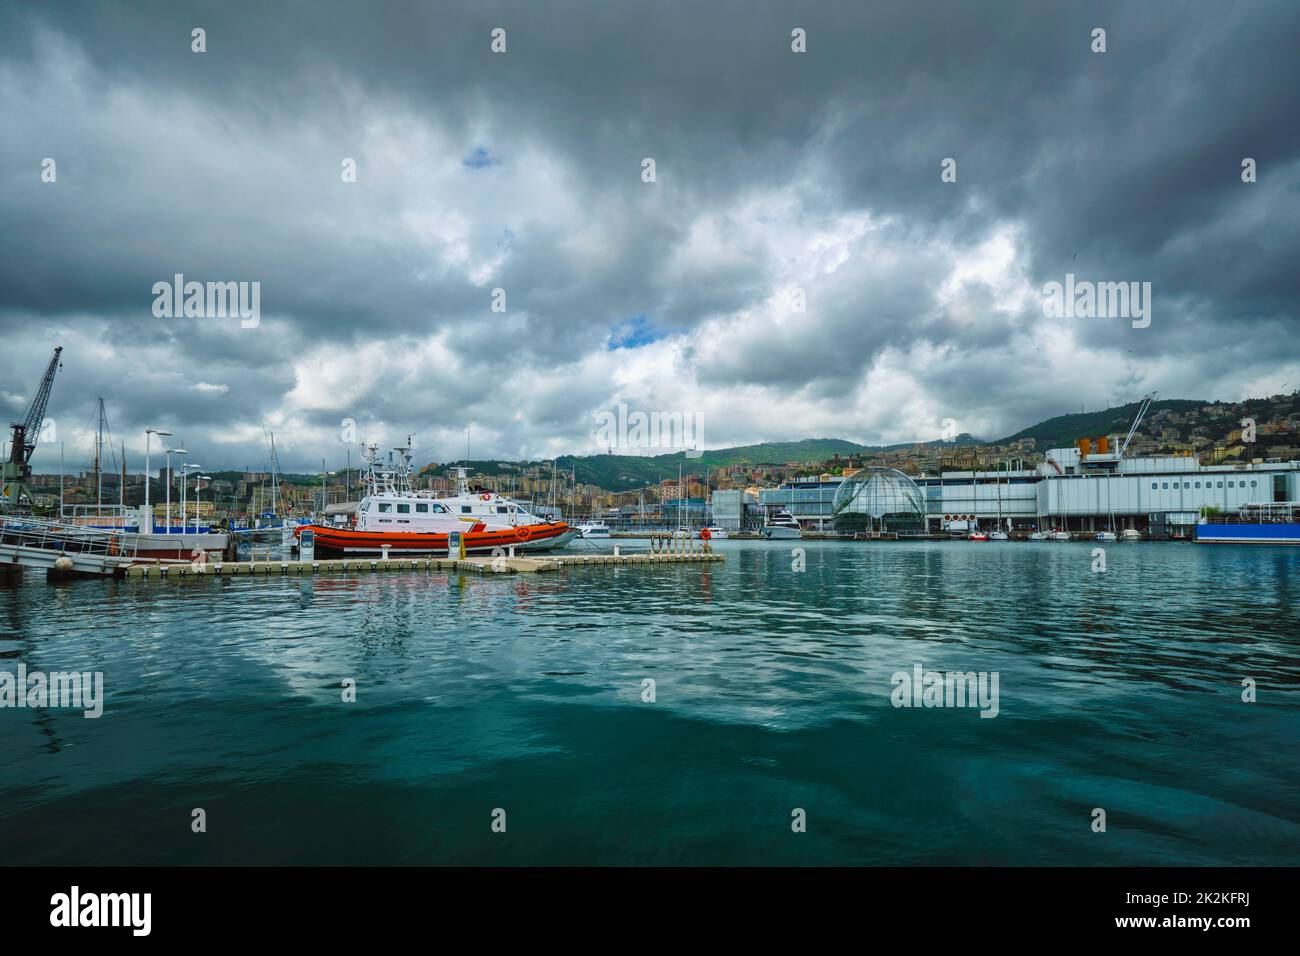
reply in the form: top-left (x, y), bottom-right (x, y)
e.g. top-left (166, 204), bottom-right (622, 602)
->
top-left (397, 504), bottom-right (410, 514)
top-left (461, 506), bottom-right (472, 513)
top-left (497, 506), bottom-right (508, 513)
top-left (378, 503), bottom-right (392, 513)
top-left (416, 503), bottom-right (428, 513)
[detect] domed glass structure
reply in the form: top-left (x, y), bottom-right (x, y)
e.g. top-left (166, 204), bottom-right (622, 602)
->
top-left (832, 466), bottom-right (927, 534)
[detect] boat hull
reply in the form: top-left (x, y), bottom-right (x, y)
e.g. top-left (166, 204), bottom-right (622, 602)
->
top-left (301, 522), bottom-right (575, 556)
top-left (1195, 523), bottom-right (1300, 545)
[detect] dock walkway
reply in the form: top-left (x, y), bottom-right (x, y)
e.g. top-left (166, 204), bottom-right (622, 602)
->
top-left (125, 550), bottom-right (724, 579)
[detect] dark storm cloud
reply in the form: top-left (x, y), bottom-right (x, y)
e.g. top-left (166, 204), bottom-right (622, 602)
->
top-left (1, 0), bottom-right (1297, 469)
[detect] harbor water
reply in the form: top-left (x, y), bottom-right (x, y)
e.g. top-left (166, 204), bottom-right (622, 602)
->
top-left (1, 540), bottom-right (1297, 865)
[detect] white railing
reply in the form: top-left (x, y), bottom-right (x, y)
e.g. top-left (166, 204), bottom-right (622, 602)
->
top-left (0, 514), bottom-right (139, 560)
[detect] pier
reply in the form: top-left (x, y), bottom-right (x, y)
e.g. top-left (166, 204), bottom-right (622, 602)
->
top-left (124, 549), bottom-right (724, 579)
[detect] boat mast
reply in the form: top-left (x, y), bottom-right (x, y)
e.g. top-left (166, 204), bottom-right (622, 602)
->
top-left (94, 397), bottom-right (105, 511)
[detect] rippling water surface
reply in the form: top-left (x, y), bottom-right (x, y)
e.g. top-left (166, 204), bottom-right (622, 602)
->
top-left (2, 540), bottom-right (1297, 865)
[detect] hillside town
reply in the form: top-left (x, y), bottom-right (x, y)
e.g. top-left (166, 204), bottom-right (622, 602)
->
top-left (20, 393), bottom-right (1298, 528)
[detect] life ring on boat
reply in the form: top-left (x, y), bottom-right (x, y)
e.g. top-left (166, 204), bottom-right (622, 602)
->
top-left (480, 493), bottom-right (491, 501)
top-left (700, 527), bottom-right (711, 540)
top-left (515, 524), bottom-right (533, 541)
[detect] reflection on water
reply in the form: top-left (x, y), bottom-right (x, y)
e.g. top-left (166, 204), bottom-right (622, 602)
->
top-left (1, 540), bottom-right (1297, 865)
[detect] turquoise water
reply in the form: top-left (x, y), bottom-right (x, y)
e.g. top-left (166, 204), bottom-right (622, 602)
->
top-left (2, 540), bottom-right (1297, 865)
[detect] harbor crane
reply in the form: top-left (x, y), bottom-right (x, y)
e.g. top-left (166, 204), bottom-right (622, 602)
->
top-left (1118, 391), bottom-right (1156, 458)
top-left (3, 346), bottom-right (63, 509)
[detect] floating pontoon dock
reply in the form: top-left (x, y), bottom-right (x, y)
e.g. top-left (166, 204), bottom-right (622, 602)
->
top-left (125, 549), bottom-right (724, 578)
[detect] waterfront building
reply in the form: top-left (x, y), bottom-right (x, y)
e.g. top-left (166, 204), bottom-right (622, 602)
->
top-left (757, 479), bottom-right (841, 530)
top-left (748, 447), bottom-right (1300, 534)
top-left (709, 488), bottom-right (759, 532)
top-left (831, 467), bottom-right (927, 534)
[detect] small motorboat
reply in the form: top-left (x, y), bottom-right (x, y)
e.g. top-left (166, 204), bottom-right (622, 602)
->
top-left (988, 530), bottom-right (1009, 541)
top-left (967, 531), bottom-right (989, 541)
top-left (1028, 531), bottom-right (1050, 540)
top-left (1094, 530), bottom-right (1117, 542)
top-left (1120, 529), bottom-right (1142, 541)
top-left (1049, 530), bottom-right (1072, 541)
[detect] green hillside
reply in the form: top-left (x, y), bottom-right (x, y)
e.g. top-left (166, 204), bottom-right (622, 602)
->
top-left (996, 399), bottom-right (1206, 450)
top-left (424, 436), bottom-right (980, 492)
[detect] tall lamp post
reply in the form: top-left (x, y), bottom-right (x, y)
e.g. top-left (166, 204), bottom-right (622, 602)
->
top-left (145, 428), bottom-right (172, 532)
top-left (196, 475), bottom-right (212, 528)
top-left (165, 447), bottom-right (186, 534)
top-left (182, 463), bottom-right (201, 535)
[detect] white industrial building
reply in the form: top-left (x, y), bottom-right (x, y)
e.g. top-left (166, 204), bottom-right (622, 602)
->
top-left (744, 449), bottom-right (1300, 536)
top-left (922, 448), bottom-right (1300, 534)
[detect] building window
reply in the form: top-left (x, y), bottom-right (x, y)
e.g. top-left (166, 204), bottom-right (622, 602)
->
top-left (1151, 482), bottom-right (1157, 490)
top-left (1250, 480), bottom-right (1257, 488)
top-left (1194, 481), bottom-right (1201, 489)
top-left (1217, 481), bottom-right (1223, 488)
top-left (1162, 482), bottom-right (1169, 489)
top-left (1228, 481), bottom-right (1234, 488)
top-left (1183, 482), bottom-right (1190, 489)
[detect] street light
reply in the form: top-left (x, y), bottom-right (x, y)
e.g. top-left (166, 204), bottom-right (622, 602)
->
top-left (145, 429), bottom-right (172, 531)
top-left (196, 475), bottom-right (212, 527)
top-left (182, 463), bottom-right (202, 535)
top-left (164, 447), bottom-right (186, 534)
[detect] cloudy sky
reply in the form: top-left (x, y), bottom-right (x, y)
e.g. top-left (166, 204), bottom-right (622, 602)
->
top-left (2, 0), bottom-right (1298, 473)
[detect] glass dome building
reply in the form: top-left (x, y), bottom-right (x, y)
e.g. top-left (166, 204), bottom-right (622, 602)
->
top-left (831, 466), bottom-right (927, 534)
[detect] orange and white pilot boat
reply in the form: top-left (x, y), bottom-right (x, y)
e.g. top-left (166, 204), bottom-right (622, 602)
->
top-left (297, 441), bottom-right (576, 556)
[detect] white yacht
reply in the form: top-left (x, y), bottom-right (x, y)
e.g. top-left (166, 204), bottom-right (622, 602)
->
top-left (1120, 528), bottom-right (1142, 541)
top-left (576, 519), bottom-right (611, 539)
top-left (700, 525), bottom-right (729, 539)
top-left (1049, 530), bottom-right (1072, 541)
top-left (1094, 530), bottom-right (1117, 542)
top-left (763, 509), bottom-right (803, 540)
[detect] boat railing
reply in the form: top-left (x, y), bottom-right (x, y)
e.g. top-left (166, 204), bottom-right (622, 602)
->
top-left (0, 514), bottom-right (140, 560)
top-left (1202, 502), bottom-right (1300, 524)
top-left (59, 504), bottom-right (137, 528)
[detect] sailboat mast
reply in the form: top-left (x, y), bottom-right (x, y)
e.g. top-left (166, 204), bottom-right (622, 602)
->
top-left (95, 397), bottom-right (104, 510)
